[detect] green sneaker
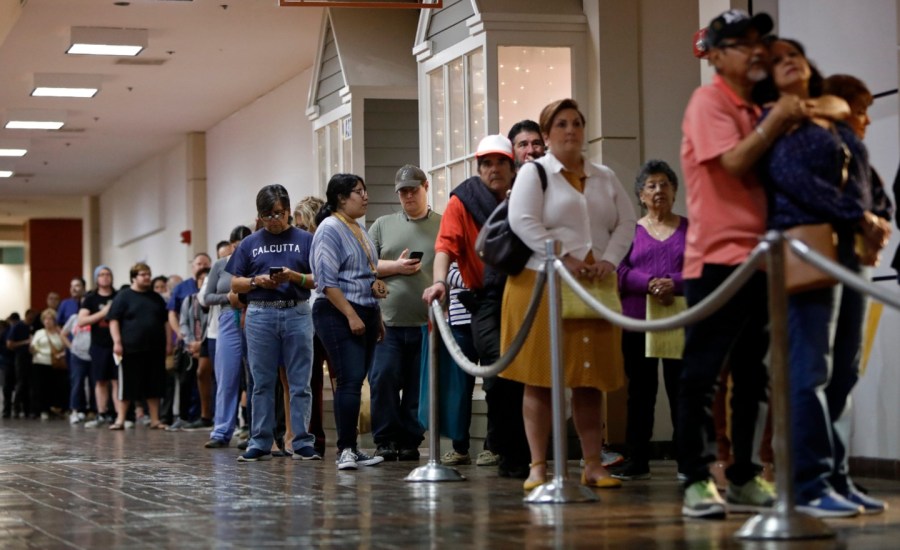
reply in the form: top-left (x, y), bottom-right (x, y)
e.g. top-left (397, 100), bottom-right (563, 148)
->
top-left (682, 479), bottom-right (726, 519)
top-left (726, 476), bottom-right (775, 513)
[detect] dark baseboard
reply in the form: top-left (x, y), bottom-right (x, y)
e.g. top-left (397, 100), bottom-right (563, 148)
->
top-left (849, 457), bottom-right (900, 480)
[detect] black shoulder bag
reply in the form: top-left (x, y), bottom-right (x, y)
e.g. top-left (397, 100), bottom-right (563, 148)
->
top-left (475, 162), bottom-right (548, 275)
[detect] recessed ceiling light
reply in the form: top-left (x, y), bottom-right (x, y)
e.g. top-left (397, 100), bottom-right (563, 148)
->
top-left (0, 171), bottom-right (13, 178)
top-left (67, 27), bottom-right (148, 56)
top-left (4, 109), bottom-right (67, 130)
top-left (0, 149), bottom-right (27, 157)
top-left (31, 73), bottom-right (102, 98)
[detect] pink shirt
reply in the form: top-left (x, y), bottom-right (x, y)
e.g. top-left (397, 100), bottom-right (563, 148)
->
top-left (680, 75), bottom-right (766, 279)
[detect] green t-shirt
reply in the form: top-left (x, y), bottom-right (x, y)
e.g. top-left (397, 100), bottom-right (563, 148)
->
top-left (369, 209), bottom-right (442, 326)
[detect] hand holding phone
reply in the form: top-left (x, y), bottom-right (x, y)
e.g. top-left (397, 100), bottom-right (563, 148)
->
top-left (269, 266), bottom-right (284, 276)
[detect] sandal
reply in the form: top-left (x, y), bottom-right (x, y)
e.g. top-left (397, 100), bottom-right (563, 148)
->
top-left (108, 423), bottom-right (125, 431)
top-left (523, 460), bottom-right (547, 492)
top-left (581, 457), bottom-right (622, 489)
top-left (148, 423), bottom-right (168, 430)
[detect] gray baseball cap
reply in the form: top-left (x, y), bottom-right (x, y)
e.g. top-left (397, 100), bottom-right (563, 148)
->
top-left (394, 164), bottom-right (427, 192)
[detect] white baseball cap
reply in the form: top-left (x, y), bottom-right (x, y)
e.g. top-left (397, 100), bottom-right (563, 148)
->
top-left (475, 134), bottom-right (514, 160)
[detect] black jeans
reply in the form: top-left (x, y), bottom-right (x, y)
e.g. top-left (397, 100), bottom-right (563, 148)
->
top-left (622, 330), bottom-right (682, 466)
top-left (677, 265), bottom-right (769, 486)
top-left (470, 289), bottom-right (530, 468)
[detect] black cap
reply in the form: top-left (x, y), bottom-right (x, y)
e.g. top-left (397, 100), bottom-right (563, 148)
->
top-left (704, 9), bottom-right (773, 49)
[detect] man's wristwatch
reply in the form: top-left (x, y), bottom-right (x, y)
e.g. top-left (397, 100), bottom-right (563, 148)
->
top-left (249, 276), bottom-right (257, 290)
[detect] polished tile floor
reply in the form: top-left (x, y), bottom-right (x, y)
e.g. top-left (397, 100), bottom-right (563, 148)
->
top-left (1, 419), bottom-right (899, 549)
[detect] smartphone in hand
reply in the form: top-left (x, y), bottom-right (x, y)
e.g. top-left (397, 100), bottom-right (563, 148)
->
top-left (409, 251), bottom-right (424, 262)
top-left (269, 266), bottom-right (284, 276)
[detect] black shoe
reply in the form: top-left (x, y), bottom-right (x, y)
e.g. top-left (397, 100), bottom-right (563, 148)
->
top-left (398, 448), bottom-right (420, 461)
top-left (610, 460), bottom-right (651, 480)
top-left (237, 440), bottom-right (248, 451)
top-left (204, 438), bottom-right (229, 449)
top-left (497, 457), bottom-right (530, 479)
top-left (374, 443), bottom-right (398, 461)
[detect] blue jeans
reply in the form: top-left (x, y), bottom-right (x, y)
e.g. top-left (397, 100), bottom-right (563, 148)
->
top-left (313, 299), bottom-right (380, 453)
top-left (789, 268), bottom-right (864, 501)
top-left (370, 326), bottom-right (426, 448)
top-left (211, 309), bottom-right (244, 442)
top-left (450, 324), bottom-right (478, 453)
top-left (245, 302), bottom-right (315, 454)
top-left (68, 355), bottom-right (95, 413)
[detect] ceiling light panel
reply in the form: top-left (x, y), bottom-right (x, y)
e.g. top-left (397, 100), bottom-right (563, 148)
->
top-left (4, 109), bottom-right (67, 130)
top-left (0, 171), bottom-right (12, 178)
top-left (0, 140), bottom-right (28, 157)
top-left (31, 73), bottom-right (102, 98)
top-left (67, 27), bottom-right (148, 56)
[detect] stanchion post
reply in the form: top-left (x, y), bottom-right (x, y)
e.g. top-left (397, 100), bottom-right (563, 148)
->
top-left (405, 306), bottom-right (465, 482)
top-left (735, 231), bottom-right (833, 539)
top-left (525, 240), bottom-right (598, 504)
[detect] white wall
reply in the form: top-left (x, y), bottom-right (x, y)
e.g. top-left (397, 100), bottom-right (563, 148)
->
top-left (778, 0), bottom-right (900, 460)
top-left (95, 68), bottom-right (316, 285)
top-left (0, 265), bottom-right (27, 317)
top-left (98, 140), bottom-right (191, 284)
top-left (205, 68), bottom-right (317, 248)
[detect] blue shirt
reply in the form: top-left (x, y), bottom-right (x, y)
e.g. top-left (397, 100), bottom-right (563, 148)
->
top-left (56, 297), bottom-right (81, 327)
top-left (225, 226), bottom-right (313, 302)
top-left (310, 215), bottom-right (378, 308)
top-left (167, 279), bottom-right (199, 313)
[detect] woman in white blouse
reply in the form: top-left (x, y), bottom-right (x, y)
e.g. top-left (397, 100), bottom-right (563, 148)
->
top-left (30, 308), bottom-right (69, 420)
top-left (500, 98), bottom-right (636, 491)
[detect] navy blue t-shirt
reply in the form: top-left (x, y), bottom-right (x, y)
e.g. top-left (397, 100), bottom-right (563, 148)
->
top-left (167, 278), bottom-right (199, 313)
top-left (225, 226), bottom-right (313, 302)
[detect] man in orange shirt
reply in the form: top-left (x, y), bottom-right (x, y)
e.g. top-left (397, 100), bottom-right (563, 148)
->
top-left (423, 134), bottom-right (531, 479)
top-left (678, 9), bottom-right (804, 519)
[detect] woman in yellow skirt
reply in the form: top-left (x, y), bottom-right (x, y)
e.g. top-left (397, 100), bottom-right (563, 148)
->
top-left (501, 99), bottom-right (636, 491)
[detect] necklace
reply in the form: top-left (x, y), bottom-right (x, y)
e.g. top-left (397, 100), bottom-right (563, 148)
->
top-left (644, 215), bottom-right (676, 241)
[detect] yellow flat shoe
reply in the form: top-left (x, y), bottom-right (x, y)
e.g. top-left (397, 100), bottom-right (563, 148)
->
top-left (581, 471), bottom-right (622, 489)
top-left (523, 478), bottom-right (545, 492)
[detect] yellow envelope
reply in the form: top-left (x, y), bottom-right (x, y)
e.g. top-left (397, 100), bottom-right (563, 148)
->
top-left (561, 274), bottom-right (621, 319)
top-left (645, 296), bottom-right (686, 359)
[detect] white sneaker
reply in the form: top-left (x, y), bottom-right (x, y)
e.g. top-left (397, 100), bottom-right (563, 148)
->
top-left (40, 412), bottom-right (50, 421)
top-left (69, 412), bottom-right (83, 425)
top-left (124, 420), bottom-right (135, 429)
top-left (336, 448), bottom-right (358, 470)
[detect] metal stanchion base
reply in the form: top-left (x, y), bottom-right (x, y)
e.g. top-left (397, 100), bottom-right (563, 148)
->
top-left (735, 510), bottom-right (834, 540)
top-left (524, 478), bottom-right (600, 504)
top-left (404, 461), bottom-right (466, 482)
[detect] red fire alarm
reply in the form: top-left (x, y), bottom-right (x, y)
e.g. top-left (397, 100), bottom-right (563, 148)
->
top-left (180, 230), bottom-right (192, 244)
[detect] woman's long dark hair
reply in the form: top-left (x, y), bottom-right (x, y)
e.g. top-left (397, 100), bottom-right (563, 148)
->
top-left (752, 36), bottom-right (824, 105)
top-left (315, 173), bottom-right (365, 227)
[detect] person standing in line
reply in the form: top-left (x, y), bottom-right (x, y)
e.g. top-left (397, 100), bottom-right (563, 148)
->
top-left (422, 135), bottom-right (531, 479)
top-left (507, 119), bottom-right (545, 168)
top-left (614, 159), bottom-right (687, 481)
top-left (202, 225), bottom-right (252, 449)
top-left (293, 196), bottom-right (329, 456)
top-left (368, 164), bottom-right (442, 462)
top-left (502, 99), bottom-right (636, 491)
top-left (29, 308), bottom-right (68, 421)
top-left (79, 266), bottom-right (119, 428)
top-left (227, 184), bottom-right (319, 462)
top-left (107, 263), bottom-right (172, 430)
top-left (311, 174), bottom-right (386, 471)
top-left (677, 10), bottom-right (805, 519)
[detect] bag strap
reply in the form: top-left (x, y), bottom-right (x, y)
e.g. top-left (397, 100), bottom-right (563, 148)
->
top-left (530, 161), bottom-right (548, 193)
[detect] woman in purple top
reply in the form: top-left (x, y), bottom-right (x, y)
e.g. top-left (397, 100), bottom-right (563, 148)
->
top-left (615, 159), bottom-right (687, 480)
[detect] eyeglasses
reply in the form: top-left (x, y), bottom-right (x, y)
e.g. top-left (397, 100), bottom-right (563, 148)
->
top-left (397, 186), bottom-right (421, 197)
top-left (351, 188), bottom-right (368, 197)
top-left (259, 210), bottom-right (287, 221)
top-left (718, 39), bottom-right (762, 52)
